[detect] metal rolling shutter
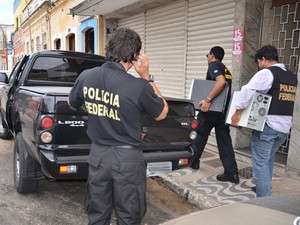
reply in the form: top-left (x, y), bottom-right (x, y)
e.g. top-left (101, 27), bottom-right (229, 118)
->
top-left (145, 1), bottom-right (187, 98)
top-left (118, 0), bottom-right (234, 98)
top-left (185, 0), bottom-right (235, 98)
top-left (118, 13), bottom-right (145, 51)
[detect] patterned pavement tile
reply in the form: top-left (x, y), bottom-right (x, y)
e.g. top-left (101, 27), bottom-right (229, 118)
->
top-left (188, 175), bottom-right (255, 204)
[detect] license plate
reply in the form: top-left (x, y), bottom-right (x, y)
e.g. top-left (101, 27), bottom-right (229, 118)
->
top-left (146, 161), bottom-right (172, 177)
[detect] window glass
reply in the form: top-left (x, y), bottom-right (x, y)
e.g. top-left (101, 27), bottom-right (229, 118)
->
top-left (27, 56), bottom-right (103, 84)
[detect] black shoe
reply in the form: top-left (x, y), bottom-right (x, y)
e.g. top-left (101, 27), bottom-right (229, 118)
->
top-left (251, 186), bottom-right (256, 193)
top-left (216, 173), bottom-right (240, 184)
top-left (190, 162), bottom-right (200, 170)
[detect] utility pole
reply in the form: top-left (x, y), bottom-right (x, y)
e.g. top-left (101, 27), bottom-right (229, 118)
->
top-left (25, 0), bottom-right (33, 53)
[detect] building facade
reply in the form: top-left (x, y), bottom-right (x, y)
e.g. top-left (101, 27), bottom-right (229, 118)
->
top-left (0, 24), bottom-right (14, 70)
top-left (70, 0), bottom-right (300, 176)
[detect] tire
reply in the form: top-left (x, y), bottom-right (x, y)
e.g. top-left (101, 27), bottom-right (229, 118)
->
top-left (14, 133), bottom-right (39, 193)
top-left (0, 112), bottom-right (13, 140)
top-left (172, 160), bottom-right (179, 170)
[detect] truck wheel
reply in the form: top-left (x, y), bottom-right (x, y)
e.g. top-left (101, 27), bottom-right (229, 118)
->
top-left (0, 113), bottom-right (13, 140)
top-left (172, 160), bottom-right (179, 170)
top-left (14, 133), bottom-right (39, 193)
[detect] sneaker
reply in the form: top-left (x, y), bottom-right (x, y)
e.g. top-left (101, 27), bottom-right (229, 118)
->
top-left (216, 173), bottom-right (240, 184)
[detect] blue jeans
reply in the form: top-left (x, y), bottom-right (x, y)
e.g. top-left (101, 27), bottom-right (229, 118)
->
top-left (251, 125), bottom-right (288, 197)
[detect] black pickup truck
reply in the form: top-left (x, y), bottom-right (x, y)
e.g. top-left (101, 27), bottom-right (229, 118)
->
top-left (0, 50), bottom-right (197, 193)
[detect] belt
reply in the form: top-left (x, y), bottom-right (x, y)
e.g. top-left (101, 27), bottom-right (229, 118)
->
top-left (114, 145), bottom-right (140, 149)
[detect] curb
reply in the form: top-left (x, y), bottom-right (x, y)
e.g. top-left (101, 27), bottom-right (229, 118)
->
top-left (160, 175), bottom-right (221, 209)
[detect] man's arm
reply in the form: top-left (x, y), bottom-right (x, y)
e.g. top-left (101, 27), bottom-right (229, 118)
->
top-left (199, 75), bottom-right (226, 112)
top-left (132, 53), bottom-right (168, 121)
top-left (148, 82), bottom-right (168, 121)
top-left (231, 109), bottom-right (243, 126)
top-left (68, 76), bottom-right (84, 109)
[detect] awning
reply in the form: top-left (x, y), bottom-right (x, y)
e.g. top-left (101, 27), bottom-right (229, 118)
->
top-left (69, 0), bottom-right (141, 17)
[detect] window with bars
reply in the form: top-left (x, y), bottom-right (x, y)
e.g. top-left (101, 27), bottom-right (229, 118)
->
top-left (262, 2), bottom-right (299, 155)
top-left (36, 36), bottom-right (40, 52)
top-left (31, 39), bottom-right (34, 52)
top-left (263, 2), bottom-right (299, 74)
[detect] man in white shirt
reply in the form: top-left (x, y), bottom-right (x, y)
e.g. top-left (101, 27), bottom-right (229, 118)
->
top-left (231, 45), bottom-right (297, 197)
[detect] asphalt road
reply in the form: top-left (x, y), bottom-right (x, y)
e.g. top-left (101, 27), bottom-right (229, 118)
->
top-left (0, 139), bottom-right (198, 225)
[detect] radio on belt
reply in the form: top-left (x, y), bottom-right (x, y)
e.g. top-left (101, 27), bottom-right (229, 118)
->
top-left (226, 91), bottom-right (272, 131)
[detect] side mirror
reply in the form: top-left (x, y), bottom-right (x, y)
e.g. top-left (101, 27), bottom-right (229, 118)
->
top-left (0, 72), bottom-right (8, 84)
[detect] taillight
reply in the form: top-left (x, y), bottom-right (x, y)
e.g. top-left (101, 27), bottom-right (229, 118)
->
top-left (179, 159), bottom-right (189, 166)
top-left (189, 131), bottom-right (197, 140)
top-left (60, 165), bottom-right (77, 174)
top-left (191, 119), bottom-right (198, 129)
top-left (40, 131), bottom-right (53, 143)
top-left (41, 116), bottom-right (54, 129)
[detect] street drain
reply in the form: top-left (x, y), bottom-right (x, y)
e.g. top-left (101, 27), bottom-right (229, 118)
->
top-left (202, 151), bottom-right (215, 159)
top-left (203, 158), bottom-right (223, 168)
top-left (239, 166), bottom-right (253, 179)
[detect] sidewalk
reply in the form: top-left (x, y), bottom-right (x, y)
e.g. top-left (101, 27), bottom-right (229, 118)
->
top-left (160, 148), bottom-right (300, 210)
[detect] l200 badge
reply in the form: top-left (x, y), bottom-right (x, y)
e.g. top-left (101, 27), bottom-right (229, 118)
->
top-left (58, 120), bottom-right (85, 127)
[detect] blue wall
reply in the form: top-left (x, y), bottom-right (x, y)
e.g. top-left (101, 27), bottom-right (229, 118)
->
top-left (78, 18), bottom-right (98, 53)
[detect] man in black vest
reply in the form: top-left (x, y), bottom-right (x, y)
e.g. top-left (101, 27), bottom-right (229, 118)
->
top-left (231, 45), bottom-right (297, 197)
top-left (69, 28), bottom-right (168, 225)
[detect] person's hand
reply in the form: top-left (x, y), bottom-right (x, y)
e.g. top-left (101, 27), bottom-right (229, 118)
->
top-left (199, 100), bottom-right (211, 112)
top-left (231, 110), bottom-right (242, 126)
top-left (132, 53), bottom-right (150, 80)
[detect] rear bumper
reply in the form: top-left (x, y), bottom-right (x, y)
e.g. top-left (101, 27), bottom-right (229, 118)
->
top-left (40, 149), bottom-right (89, 180)
top-left (143, 145), bottom-right (195, 162)
top-left (39, 144), bottom-right (195, 180)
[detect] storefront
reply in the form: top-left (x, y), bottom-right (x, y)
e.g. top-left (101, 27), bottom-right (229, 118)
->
top-left (118, 0), bottom-right (235, 98)
top-left (70, 0), bottom-right (300, 172)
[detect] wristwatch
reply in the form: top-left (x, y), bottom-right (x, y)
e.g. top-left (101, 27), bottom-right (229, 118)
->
top-left (147, 74), bottom-right (154, 82)
top-left (205, 97), bottom-right (212, 103)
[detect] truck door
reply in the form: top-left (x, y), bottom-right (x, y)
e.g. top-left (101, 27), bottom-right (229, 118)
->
top-left (0, 56), bottom-right (29, 130)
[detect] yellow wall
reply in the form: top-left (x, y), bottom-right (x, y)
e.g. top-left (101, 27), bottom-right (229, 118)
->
top-left (49, 0), bottom-right (84, 51)
top-left (15, 0), bottom-right (104, 55)
top-left (22, 3), bottom-right (48, 53)
top-left (14, 0), bottom-right (29, 31)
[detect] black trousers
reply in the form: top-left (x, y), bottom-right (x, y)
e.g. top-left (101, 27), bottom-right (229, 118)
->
top-left (193, 111), bottom-right (238, 175)
top-left (85, 144), bottom-right (147, 225)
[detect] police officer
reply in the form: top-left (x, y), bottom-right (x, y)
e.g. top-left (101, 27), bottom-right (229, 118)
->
top-left (68, 28), bottom-right (168, 225)
top-left (231, 45), bottom-right (297, 197)
top-left (191, 46), bottom-right (239, 184)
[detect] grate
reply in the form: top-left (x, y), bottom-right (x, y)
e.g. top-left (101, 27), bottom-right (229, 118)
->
top-left (201, 151), bottom-right (215, 159)
top-left (239, 166), bottom-right (253, 179)
top-left (203, 158), bottom-right (223, 168)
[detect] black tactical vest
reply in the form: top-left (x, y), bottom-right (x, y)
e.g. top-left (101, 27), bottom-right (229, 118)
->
top-left (267, 66), bottom-right (298, 116)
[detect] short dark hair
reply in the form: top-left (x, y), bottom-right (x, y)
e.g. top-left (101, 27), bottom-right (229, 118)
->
top-left (255, 45), bottom-right (278, 62)
top-left (105, 27), bottom-right (141, 63)
top-left (210, 46), bottom-right (225, 61)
